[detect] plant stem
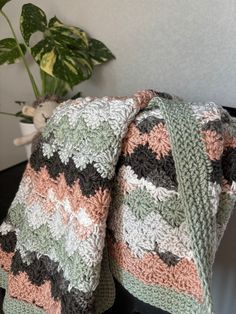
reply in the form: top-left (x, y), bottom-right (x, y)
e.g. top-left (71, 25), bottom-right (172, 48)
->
top-left (0, 111), bottom-right (17, 117)
top-left (0, 9), bottom-right (40, 98)
top-left (40, 69), bottom-right (46, 96)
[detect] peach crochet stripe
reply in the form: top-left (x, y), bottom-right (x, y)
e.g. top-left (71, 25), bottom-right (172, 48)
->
top-left (134, 90), bottom-right (156, 109)
top-left (202, 130), bottom-right (224, 161)
top-left (108, 240), bottom-right (203, 302)
top-left (122, 123), bottom-right (147, 156)
top-left (223, 132), bottom-right (236, 148)
top-left (25, 165), bottom-right (110, 224)
top-left (147, 123), bottom-right (171, 159)
top-left (0, 247), bottom-right (14, 272)
top-left (121, 122), bottom-right (171, 159)
top-left (8, 271), bottom-right (61, 314)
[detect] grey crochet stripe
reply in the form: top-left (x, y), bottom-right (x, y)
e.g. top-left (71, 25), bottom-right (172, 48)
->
top-left (110, 261), bottom-right (202, 314)
top-left (157, 97), bottom-right (214, 314)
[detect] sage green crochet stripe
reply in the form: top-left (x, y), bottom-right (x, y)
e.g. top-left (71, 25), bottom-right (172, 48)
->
top-left (0, 267), bottom-right (7, 290)
top-left (157, 97), bottom-right (214, 313)
top-left (3, 293), bottom-right (44, 314)
top-left (121, 186), bottom-right (184, 226)
top-left (16, 222), bottom-right (100, 291)
top-left (110, 260), bottom-right (202, 314)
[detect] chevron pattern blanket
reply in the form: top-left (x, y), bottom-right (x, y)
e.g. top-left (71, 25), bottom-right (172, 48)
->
top-left (0, 90), bottom-right (236, 314)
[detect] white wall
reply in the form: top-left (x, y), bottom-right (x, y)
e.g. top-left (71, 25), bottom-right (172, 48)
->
top-left (1, 0), bottom-right (236, 170)
top-left (0, 1), bottom-right (236, 313)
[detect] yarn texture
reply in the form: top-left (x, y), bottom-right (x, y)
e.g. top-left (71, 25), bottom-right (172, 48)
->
top-left (0, 91), bottom-right (236, 314)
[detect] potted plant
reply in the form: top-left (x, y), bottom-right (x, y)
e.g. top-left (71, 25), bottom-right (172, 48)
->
top-left (0, 0), bottom-right (115, 156)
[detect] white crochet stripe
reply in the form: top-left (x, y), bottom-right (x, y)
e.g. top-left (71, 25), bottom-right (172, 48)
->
top-left (11, 179), bottom-right (105, 267)
top-left (42, 97), bottom-right (138, 179)
top-left (19, 199), bottom-right (105, 266)
top-left (108, 203), bottom-right (193, 260)
top-left (135, 107), bottom-right (164, 123)
top-left (191, 102), bottom-right (221, 125)
top-left (231, 181), bottom-right (236, 194)
top-left (118, 165), bottom-right (178, 201)
top-left (209, 182), bottom-right (221, 216)
top-left (0, 222), bottom-right (15, 235)
top-left (49, 98), bottom-right (92, 127)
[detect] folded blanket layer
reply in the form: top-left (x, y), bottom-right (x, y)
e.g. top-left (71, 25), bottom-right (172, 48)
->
top-left (0, 90), bottom-right (235, 314)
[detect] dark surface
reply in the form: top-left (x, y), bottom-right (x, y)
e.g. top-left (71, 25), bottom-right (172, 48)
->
top-left (0, 161), bottom-right (27, 313)
top-left (223, 106), bottom-right (236, 117)
top-left (0, 161), bottom-right (27, 224)
top-left (104, 279), bottom-right (169, 314)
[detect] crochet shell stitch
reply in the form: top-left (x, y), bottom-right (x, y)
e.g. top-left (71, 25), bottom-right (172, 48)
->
top-left (0, 90), bottom-right (235, 314)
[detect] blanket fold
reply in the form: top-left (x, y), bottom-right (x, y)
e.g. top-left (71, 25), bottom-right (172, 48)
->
top-left (0, 90), bottom-right (235, 314)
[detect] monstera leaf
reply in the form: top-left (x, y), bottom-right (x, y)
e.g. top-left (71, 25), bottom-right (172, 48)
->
top-left (20, 4), bottom-right (115, 87)
top-left (0, 0), bottom-right (11, 10)
top-left (89, 38), bottom-right (115, 65)
top-left (0, 38), bottom-right (26, 65)
top-left (20, 3), bottom-right (47, 45)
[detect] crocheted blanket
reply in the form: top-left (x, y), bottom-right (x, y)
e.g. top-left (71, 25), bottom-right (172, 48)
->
top-left (0, 91), bottom-right (236, 314)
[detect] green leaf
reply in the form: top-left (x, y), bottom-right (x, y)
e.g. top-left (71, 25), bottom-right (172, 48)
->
top-left (0, 0), bottom-right (11, 10)
top-left (15, 110), bottom-right (33, 123)
top-left (40, 69), bottom-right (71, 97)
top-left (31, 16), bottom-right (94, 87)
top-left (20, 3), bottom-right (47, 45)
top-left (0, 38), bottom-right (26, 65)
top-left (49, 16), bottom-right (89, 48)
top-left (89, 38), bottom-right (115, 65)
top-left (20, 6), bottom-right (115, 87)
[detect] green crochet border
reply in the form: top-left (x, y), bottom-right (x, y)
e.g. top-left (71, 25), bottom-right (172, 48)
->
top-left (3, 294), bottom-right (44, 314)
top-left (110, 260), bottom-right (202, 314)
top-left (157, 97), bottom-right (214, 313)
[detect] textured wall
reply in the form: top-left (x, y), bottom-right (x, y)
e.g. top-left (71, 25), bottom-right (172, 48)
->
top-left (0, 1), bottom-right (236, 311)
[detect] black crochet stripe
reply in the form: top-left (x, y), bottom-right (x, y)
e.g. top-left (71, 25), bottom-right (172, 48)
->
top-left (201, 119), bottom-right (222, 132)
top-left (117, 144), bottom-right (177, 187)
top-left (146, 168), bottom-right (178, 191)
top-left (154, 91), bottom-right (174, 100)
top-left (222, 147), bottom-right (236, 184)
top-left (0, 231), bottom-right (16, 253)
top-left (11, 251), bottom-right (94, 314)
top-left (210, 160), bottom-right (223, 184)
top-left (30, 146), bottom-right (111, 197)
top-left (156, 250), bottom-right (181, 267)
top-left (136, 117), bottom-right (165, 134)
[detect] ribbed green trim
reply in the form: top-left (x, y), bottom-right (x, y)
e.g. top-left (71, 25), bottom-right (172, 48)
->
top-left (110, 260), bottom-right (202, 314)
top-left (157, 97), bottom-right (214, 313)
top-left (3, 293), bottom-right (44, 314)
top-left (0, 267), bottom-right (7, 290)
